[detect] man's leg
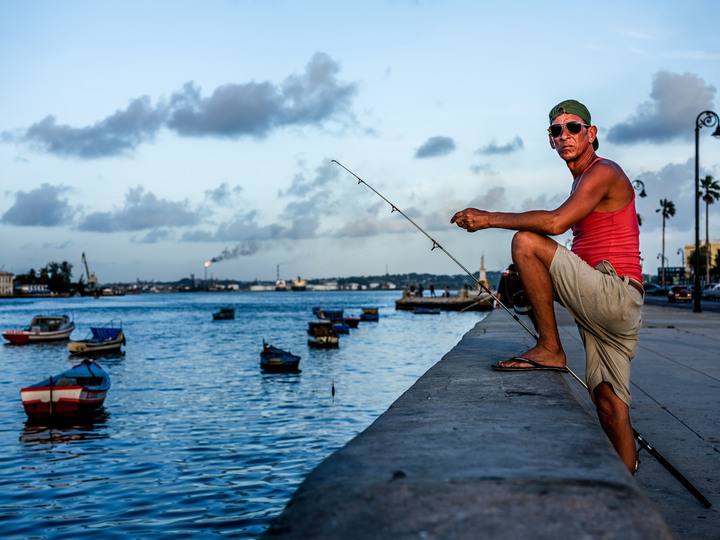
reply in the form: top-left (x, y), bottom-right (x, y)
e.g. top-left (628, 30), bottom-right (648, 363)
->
top-left (496, 231), bottom-right (566, 369)
top-left (594, 382), bottom-right (637, 474)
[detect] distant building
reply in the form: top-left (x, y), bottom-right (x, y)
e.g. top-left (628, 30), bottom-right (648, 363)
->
top-left (0, 271), bottom-right (13, 296)
top-left (15, 283), bottom-right (50, 295)
top-left (682, 241), bottom-right (720, 279)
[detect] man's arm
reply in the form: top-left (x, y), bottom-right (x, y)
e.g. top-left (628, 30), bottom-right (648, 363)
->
top-left (451, 161), bottom-right (630, 235)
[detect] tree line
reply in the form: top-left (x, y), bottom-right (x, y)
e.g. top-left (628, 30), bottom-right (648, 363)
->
top-left (13, 261), bottom-right (87, 294)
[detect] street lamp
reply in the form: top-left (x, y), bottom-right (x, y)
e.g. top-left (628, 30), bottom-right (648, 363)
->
top-left (632, 179), bottom-right (647, 226)
top-left (694, 111), bottom-right (720, 312)
top-left (632, 179), bottom-right (647, 197)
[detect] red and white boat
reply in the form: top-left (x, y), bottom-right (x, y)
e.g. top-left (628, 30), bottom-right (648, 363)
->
top-left (3, 314), bottom-right (75, 344)
top-left (20, 359), bottom-right (111, 418)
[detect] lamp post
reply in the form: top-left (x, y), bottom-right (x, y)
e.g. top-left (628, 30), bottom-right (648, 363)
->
top-left (632, 179), bottom-right (647, 197)
top-left (694, 111), bottom-right (720, 312)
top-left (657, 253), bottom-right (668, 288)
top-left (677, 248), bottom-right (685, 282)
top-left (632, 179), bottom-right (647, 226)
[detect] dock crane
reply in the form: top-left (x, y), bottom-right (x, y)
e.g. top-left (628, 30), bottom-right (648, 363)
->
top-left (82, 252), bottom-right (98, 288)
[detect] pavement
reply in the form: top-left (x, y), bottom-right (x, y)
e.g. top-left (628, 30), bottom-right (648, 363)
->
top-left (580, 301), bottom-right (720, 539)
top-left (263, 298), bottom-right (720, 539)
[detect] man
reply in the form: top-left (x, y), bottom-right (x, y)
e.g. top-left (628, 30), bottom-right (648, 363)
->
top-left (450, 99), bottom-right (643, 474)
top-left (496, 263), bottom-right (521, 308)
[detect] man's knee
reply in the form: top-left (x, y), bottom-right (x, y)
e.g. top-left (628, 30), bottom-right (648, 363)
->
top-left (511, 231), bottom-right (558, 264)
top-left (511, 230), bottom-right (538, 252)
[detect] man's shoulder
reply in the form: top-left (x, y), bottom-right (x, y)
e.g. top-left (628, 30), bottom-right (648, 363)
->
top-left (588, 157), bottom-right (630, 183)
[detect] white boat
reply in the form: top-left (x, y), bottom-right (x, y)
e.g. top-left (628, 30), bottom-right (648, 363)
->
top-left (3, 315), bottom-right (75, 344)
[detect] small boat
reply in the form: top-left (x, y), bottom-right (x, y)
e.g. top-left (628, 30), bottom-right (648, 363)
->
top-left (3, 314), bottom-right (75, 344)
top-left (20, 359), bottom-right (111, 418)
top-left (344, 317), bottom-right (360, 328)
top-left (332, 322), bottom-right (350, 334)
top-left (316, 308), bottom-right (344, 321)
top-left (213, 307), bottom-right (235, 320)
top-left (315, 308), bottom-right (349, 334)
top-left (413, 307), bottom-right (441, 315)
top-left (360, 307), bottom-right (379, 322)
top-left (261, 341), bottom-right (301, 373)
top-left (68, 322), bottom-right (125, 356)
top-left (307, 321), bottom-right (339, 348)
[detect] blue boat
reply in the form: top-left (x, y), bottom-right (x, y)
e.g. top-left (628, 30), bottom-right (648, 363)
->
top-left (413, 307), bottom-right (441, 315)
top-left (360, 307), bottom-right (379, 321)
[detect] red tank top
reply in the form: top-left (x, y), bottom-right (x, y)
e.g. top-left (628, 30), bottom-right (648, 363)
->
top-left (571, 159), bottom-right (643, 283)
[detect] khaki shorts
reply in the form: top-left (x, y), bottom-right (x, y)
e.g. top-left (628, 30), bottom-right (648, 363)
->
top-left (549, 245), bottom-right (643, 406)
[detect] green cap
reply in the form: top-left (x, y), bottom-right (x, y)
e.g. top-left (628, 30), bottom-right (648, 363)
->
top-left (549, 99), bottom-right (598, 150)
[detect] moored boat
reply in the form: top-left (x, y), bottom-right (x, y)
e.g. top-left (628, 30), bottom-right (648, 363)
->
top-left (261, 341), bottom-right (301, 373)
top-left (307, 321), bottom-right (339, 348)
top-left (3, 315), bottom-right (75, 344)
top-left (213, 307), bottom-right (235, 320)
top-left (68, 322), bottom-right (125, 356)
top-left (360, 307), bottom-right (379, 321)
top-left (20, 359), bottom-right (111, 418)
top-left (413, 307), bottom-right (441, 315)
top-left (344, 317), bottom-right (360, 328)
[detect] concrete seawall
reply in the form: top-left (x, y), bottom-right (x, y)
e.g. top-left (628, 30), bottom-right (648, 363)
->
top-left (263, 307), bottom-right (673, 539)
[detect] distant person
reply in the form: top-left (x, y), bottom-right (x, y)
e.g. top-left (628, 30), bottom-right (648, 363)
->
top-left (443, 285), bottom-right (450, 297)
top-left (429, 284), bottom-right (436, 297)
top-left (418, 284), bottom-right (424, 297)
top-left (451, 99), bottom-right (643, 474)
top-left (496, 263), bottom-right (522, 308)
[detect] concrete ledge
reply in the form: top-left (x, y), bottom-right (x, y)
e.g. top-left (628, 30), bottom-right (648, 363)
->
top-left (263, 310), bottom-right (672, 539)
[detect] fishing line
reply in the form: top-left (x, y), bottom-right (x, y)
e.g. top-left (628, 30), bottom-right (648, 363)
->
top-left (333, 159), bottom-right (712, 509)
top-left (332, 160), bottom-right (538, 339)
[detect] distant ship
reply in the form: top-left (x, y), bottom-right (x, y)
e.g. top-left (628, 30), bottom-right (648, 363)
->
top-left (275, 264), bottom-right (287, 291)
top-left (291, 277), bottom-right (307, 291)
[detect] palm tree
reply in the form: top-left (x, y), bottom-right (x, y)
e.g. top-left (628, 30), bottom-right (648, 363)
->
top-left (699, 175), bottom-right (720, 284)
top-left (656, 199), bottom-right (676, 288)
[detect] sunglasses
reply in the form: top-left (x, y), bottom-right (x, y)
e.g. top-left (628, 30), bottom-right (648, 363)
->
top-left (548, 122), bottom-right (590, 137)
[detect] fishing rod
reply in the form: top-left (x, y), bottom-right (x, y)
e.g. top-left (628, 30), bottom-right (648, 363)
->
top-left (332, 159), bottom-right (712, 509)
top-left (331, 159), bottom-right (538, 339)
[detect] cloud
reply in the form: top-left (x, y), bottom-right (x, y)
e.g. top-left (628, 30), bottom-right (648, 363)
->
top-left (167, 52), bottom-right (356, 138)
top-left (1, 184), bottom-right (74, 226)
top-left (475, 136), bottom-right (524, 155)
top-left (204, 183), bottom-right (243, 207)
top-left (134, 229), bottom-right (175, 244)
top-left (607, 71), bottom-right (716, 144)
top-left (8, 53), bottom-right (358, 159)
top-left (21, 97), bottom-right (165, 159)
top-left (414, 136), bottom-right (456, 158)
top-left (77, 186), bottom-right (202, 232)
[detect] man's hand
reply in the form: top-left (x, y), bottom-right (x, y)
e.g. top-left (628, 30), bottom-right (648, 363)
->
top-left (451, 208), bottom-right (490, 232)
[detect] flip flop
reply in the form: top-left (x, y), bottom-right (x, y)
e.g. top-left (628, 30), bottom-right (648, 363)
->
top-left (492, 357), bottom-right (568, 372)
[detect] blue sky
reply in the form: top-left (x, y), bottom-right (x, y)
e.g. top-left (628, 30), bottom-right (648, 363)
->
top-left (1, 1), bottom-right (718, 284)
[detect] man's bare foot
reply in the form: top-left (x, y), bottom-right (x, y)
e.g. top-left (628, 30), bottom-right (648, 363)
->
top-left (495, 344), bottom-right (566, 370)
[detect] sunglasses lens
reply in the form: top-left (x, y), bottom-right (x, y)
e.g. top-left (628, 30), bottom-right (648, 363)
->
top-left (549, 122), bottom-right (586, 137)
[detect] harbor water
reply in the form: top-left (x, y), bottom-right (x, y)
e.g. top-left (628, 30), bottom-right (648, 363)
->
top-left (0, 290), bottom-right (487, 539)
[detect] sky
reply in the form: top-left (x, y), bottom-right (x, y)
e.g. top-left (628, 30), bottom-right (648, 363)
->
top-left (1, 0), bottom-right (719, 285)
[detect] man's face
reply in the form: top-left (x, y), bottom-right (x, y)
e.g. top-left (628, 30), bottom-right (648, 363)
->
top-left (548, 113), bottom-right (596, 160)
